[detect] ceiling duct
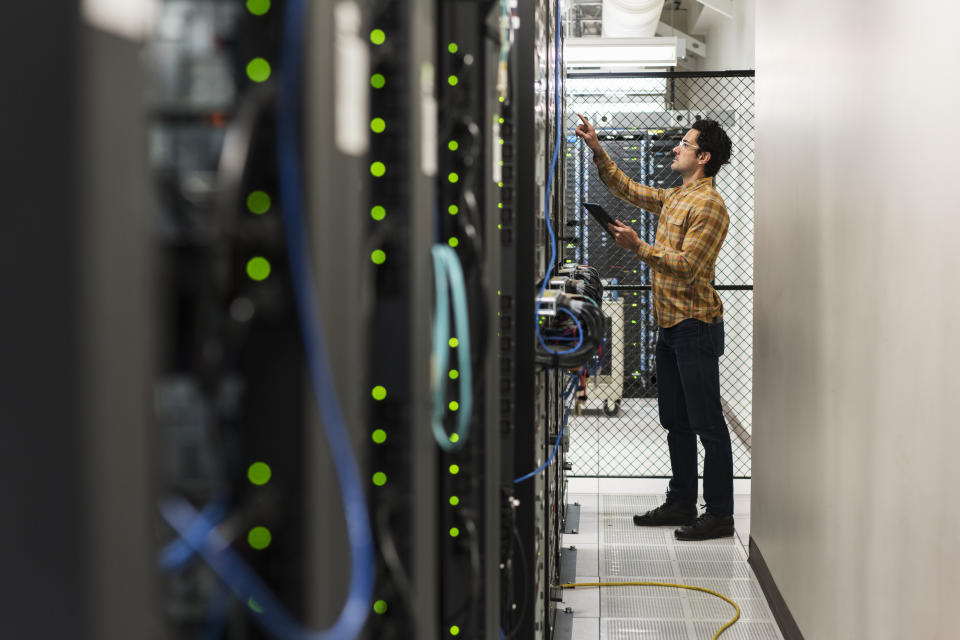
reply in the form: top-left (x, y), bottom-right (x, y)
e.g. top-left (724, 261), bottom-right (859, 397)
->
top-left (601, 0), bottom-right (664, 37)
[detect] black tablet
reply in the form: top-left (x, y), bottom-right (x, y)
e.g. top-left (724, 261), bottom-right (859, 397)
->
top-left (581, 202), bottom-right (616, 238)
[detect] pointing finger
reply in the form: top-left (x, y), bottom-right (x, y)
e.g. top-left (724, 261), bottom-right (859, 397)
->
top-left (577, 113), bottom-right (591, 127)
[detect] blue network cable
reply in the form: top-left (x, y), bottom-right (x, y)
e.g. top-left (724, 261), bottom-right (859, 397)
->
top-left (430, 245), bottom-right (473, 451)
top-left (513, 373), bottom-right (579, 484)
top-left (160, 1), bottom-right (375, 638)
top-left (158, 498), bottom-right (228, 571)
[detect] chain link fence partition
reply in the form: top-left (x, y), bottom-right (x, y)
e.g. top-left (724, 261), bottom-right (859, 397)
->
top-left (562, 71), bottom-right (754, 478)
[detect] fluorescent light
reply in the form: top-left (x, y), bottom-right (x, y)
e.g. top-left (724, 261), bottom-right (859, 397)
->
top-left (565, 37), bottom-right (678, 70)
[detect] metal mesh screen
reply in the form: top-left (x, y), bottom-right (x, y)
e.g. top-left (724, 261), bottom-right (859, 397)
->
top-left (563, 72), bottom-right (754, 478)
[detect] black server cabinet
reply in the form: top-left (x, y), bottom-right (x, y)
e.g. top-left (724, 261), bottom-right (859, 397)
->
top-left (149, 0), bottom-right (437, 638)
top-left (1, 5), bottom-right (155, 639)
top-left (500, 0), bottom-right (567, 638)
top-left (434, 1), bottom-right (504, 638)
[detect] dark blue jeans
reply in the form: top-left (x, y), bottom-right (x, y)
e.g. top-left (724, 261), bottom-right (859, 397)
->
top-left (656, 318), bottom-right (734, 516)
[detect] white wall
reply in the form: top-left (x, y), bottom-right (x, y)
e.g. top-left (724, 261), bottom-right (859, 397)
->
top-left (755, 2), bottom-right (960, 638)
top-left (696, 0), bottom-right (755, 71)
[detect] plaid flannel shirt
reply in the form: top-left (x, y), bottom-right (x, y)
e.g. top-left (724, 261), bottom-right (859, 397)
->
top-left (593, 148), bottom-right (729, 328)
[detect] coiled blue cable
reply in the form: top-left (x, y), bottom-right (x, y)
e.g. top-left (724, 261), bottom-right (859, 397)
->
top-left (430, 245), bottom-right (473, 451)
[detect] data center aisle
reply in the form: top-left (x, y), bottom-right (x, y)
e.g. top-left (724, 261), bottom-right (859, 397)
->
top-left (562, 478), bottom-right (783, 640)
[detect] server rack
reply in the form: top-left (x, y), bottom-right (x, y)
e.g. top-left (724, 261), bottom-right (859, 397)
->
top-left (150, 0), bottom-right (439, 637)
top-left (500, 0), bottom-right (569, 637)
top-left (435, 1), bottom-right (505, 638)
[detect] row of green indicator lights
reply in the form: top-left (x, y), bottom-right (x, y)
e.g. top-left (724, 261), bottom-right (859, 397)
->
top-left (446, 43), bottom-right (462, 251)
top-left (245, 1), bottom-right (271, 82)
top-left (246, 462), bottom-right (273, 553)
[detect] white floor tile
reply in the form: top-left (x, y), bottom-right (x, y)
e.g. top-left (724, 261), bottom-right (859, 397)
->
top-left (568, 489), bottom-right (780, 640)
top-left (562, 582), bottom-right (600, 617)
top-left (570, 617), bottom-right (600, 640)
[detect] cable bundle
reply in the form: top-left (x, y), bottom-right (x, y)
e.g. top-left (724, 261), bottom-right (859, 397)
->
top-left (535, 265), bottom-right (607, 369)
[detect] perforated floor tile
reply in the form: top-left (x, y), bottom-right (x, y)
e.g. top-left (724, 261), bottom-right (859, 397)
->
top-left (674, 545), bottom-right (746, 563)
top-left (601, 619), bottom-right (689, 640)
top-left (688, 597), bottom-right (775, 621)
top-left (691, 621), bottom-right (782, 640)
top-left (602, 595), bottom-right (686, 619)
top-left (675, 562), bottom-right (752, 579)
top-left (583, 492), bottom-right (782, 640)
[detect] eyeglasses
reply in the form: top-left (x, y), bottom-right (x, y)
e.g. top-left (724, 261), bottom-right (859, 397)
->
top-left (676, 139), bottom-right (699, 151)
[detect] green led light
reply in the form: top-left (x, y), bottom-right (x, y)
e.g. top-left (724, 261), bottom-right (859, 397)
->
top-left (449, 433), bottom-right (459, 443)
top-left (372, 472), bottom-right (387, 486)
top-left (451, 625), bottom-right (461, 636)
top-left (498, 160), bottom-right (503, 167)
top-left (631, 218), bottom-right (637, 223)
top-left (247, 526), bottom-right (272, 550)
top-left (448, 237), bottom-right (459, 248)
top-left (247, 190), bottom-right (271, 214)
top-left (370, 162), bottom-right (386, 177)
top-left (448, 140), bottom-right (459, 151)
top-left (449, 369), bottom-right (459, 380)
top-left (448, 42), bottom-right (459, 54)
top-left (449, 528), bottom-right (460, 538)
top-left (371, 249), bottom-right (386, 265)
top-left (374, 600), bottom-right (388, 615)
top-left (246, 58), bottom-right (272, 83)
top-left (497, 202), bottom-right (503, 209)
top-left (371, 73), bottom-right (386, 89)
top-left (371, 117), bottom-right (386, 133)
top-left (248, 597), bottom-right (264, 613)
top-left (448, 400), bottom-right (459, 412)
top-left (498, 181), bottom-right (504, 188)
top-left (247, 0), bottom-right (271, 15)
top-left (247, 461), bottom-right (272, 486)
top-left (449, 495), bottom-right (460, 506)
top-left (631, 303), bottom-right (638, 307)
top-left (371, 205), bottom-right (386, 221)
top-left (370, 29), bottom-right (386, 45)
top-left (372, 429), bottom-right (387, 444)
top-left (499, 138), bottom-right (504, 145)
top-left (498, 96), bottom-right (505, 103)
top-left (449, 464), bottom-right (460, 475)
top-left (246, 257), bottom-right (271, 281)
top-left (448, 205), bottom-right (459, 215)
top-left (448, 172), bottom-right (459, 184)
top-left (497, 224), bottom-right (502, 230)
top-left (499, 117), bottom-right (505, 124)
top-left (372, 385), bottom-right (387, 400)
top-left (448, 75), bottom-right (459, 86)
top-left (448, 337), bottom-right (459, 348)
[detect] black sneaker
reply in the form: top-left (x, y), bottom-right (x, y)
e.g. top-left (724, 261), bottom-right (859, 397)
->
top-left (674, 512), bottom-right (735, 540)
top-left (633, 500), bottom-right (697, 527)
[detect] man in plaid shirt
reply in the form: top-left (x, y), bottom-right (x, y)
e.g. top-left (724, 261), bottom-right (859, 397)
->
top-left (576, 115), bottom-right (735, 541)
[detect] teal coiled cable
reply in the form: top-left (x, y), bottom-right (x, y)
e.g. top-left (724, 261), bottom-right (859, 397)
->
top-left (430, 245), bottom-right (473, 451)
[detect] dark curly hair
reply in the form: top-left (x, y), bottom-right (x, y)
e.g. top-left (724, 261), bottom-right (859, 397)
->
top-left (691, 119), bottom-right (732, 178)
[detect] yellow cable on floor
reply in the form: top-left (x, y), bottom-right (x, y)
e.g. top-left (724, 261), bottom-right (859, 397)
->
top-left (560, 581), bottom-right (741, 640)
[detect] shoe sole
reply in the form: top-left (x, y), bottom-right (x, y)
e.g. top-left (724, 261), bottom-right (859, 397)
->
top-left (634, 519), bottom-right (695, 527)
top-left (674, 527), bottom-right (735, 541)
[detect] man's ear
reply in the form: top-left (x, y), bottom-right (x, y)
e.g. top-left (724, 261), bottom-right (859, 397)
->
top-left (697, 151), bottom-right (711, 167)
